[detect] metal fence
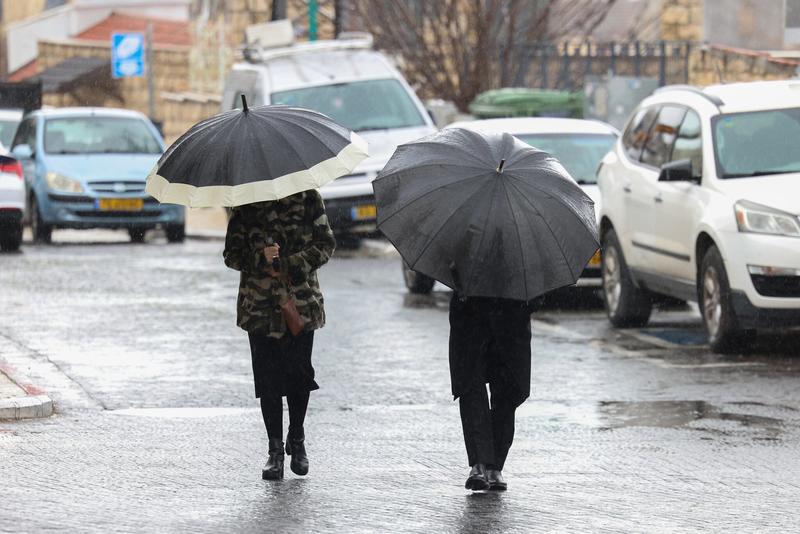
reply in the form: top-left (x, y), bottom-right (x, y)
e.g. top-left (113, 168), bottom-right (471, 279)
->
top-left (502, 41), bottom-right (694, 90)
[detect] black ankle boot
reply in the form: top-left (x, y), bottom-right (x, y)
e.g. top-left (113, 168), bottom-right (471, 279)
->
top-left (465, 463), bottom-right (490, 491)
top-left (285, 427), bottom-right (309, 476)
top-left (262, 439), bottom-right (285, 480)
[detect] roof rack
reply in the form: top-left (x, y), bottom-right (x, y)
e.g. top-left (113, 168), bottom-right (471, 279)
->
top-left (654, 84), bottom-right (724, 107)
top-left (242, 33), bottom-right (374, 63)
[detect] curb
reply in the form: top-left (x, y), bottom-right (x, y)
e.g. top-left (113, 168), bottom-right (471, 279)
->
top-left (0, 363), bottom-right (54, 421)
top-left (187, 230), bottom-right (226, 241)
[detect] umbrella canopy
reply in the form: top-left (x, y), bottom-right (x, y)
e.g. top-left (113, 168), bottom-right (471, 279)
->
top-left (373, 128), bottom-right (599, 302)
top-left (146, 100), bottom-right (368, 207)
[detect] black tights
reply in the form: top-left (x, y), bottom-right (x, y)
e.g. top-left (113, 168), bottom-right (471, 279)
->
top-left (260, 392), bottom-right (310, 441)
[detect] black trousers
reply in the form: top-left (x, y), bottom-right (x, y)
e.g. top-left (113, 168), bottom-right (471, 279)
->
top-left (459, 382), bottom-right (518, 470)
top-left (449, 295), bottom-right (533, 470)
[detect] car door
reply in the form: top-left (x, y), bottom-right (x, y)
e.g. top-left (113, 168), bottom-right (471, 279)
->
top-left (650, 108), bottom-right (704, 281)
top-left (628, 104), bottom-right (687, 271)
top-left (616, 105), bottom-right (660, 269)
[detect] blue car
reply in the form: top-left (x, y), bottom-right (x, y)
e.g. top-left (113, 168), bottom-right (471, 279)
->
top-left (10, 107), bottom-right (184, 243)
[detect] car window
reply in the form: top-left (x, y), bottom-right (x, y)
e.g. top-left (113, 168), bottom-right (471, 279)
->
top-left (271, 79), bottom-right (426, 131)
top-left (671, 110), bottom-right (703, 178)
top-left (640, 105), bottom-right (686, 168)
top-left (44, 117), bottom-right (161, 155)
top-left (0, 119), bottom-right (20, 148)
top-left (713, 107), bottom-right (800, 178)
top-left (516, 133), bottom-right (617, 184)
top-left (621, 106), bottom-right (659, 162)
top-left (11, 117), bottom-right (35, 150)
top-left (223, 70), bottom-right (263, 110)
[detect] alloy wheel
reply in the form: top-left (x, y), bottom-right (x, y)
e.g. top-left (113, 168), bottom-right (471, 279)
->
top-left (702, 266), bottom-right (722, 339)
top-left (603, 246), bottom-right (621, 315)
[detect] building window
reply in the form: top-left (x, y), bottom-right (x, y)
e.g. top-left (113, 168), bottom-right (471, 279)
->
top-left (786, 0), bottom-right (800, 44)
top-left (45, 0), bottom-right (68, 9)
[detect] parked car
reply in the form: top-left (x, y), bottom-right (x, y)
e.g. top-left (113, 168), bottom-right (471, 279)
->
top-left (0, 144), bottom-right (24, 251)
top-left (221, 32), bottom-right (436, 240)
top-left (598, 81), bottom-right (800, 352)
top-left (10, 107), bottom-right (185, 243)
top-left (401, 117), bottom-right (618, 294)
top-left (0, 109), bottom-right (23, 151)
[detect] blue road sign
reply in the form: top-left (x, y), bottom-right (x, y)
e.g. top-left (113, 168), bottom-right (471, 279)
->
top-left (111, 32), bottom-right (145, 78)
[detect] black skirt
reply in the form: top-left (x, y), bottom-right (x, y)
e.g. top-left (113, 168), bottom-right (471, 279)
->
top-left (248, 331), bottom-right (319, 398)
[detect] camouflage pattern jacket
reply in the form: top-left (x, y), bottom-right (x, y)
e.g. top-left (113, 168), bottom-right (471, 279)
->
top-left (223, 191), bottom-right (336, 338)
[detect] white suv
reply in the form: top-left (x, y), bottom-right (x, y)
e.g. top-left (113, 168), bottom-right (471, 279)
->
top-left (598, 81), bottom-right (800, 352)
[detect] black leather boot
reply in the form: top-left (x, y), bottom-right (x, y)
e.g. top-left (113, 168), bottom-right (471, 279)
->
top-left (465, 463), bottom-right (490, 491)
top-left (285, 427), bottom-right (309, 476)
top-left (486, 468), bottom-right (507, 491)
top-left (262, 439), bottom-right (285, 480)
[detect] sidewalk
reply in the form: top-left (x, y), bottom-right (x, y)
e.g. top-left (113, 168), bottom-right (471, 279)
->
top-left (0, 363), bottom-right (53, 421)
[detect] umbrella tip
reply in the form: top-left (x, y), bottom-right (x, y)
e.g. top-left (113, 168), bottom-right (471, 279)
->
top-left (241, 94), bottom-right (249, 113)
top-left (497, 159), bottom-right (505, 173)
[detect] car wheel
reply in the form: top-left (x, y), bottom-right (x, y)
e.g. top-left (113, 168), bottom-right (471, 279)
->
top-left (129, 227), bottom-right (147, 243)
top-left (699, 245), bottom-right (753, 353)
top-left (0, 221), bottom-right (22, 252)
top-left (601, 229), bottom-right (651, 327)
top-left (403, 261), bottom-right (435, 294)
top-left (166, 224), bottom-right (185, 243)
top-left (30, 195), bottom-right (52, 244)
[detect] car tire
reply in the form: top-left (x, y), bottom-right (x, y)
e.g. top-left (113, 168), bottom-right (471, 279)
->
top-left (0, 221), bottom-right (22, 252)
top-left (698, 245), bottom-right (753, 353)
top-left (30, 195), bottom-right (52, 244)
top-left (403, 261), bottom-right (435, 294)
top-left (166, 224), bottom-right (185, 243)
top-left (601, 229), bottom-right (652, 327)
top-left (129, 227), bottom-right (147, 243)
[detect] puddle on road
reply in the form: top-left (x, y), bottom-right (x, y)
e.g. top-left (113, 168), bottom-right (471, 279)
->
top-left (596, 400), bottom-right (784, 435)
top-left (519, 399), bottom-right (786, 438)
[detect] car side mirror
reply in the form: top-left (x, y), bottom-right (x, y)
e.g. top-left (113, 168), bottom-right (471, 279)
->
top-left (11, 144), bottom-right (32, 160)
top-left (658, 159), bottom-right (696, 183)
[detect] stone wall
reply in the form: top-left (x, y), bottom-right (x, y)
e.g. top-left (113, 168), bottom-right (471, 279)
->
top-left (160, 91), bottom-right (221, 144)
top-left (688, 44), bottom-right (800, 86)
top-left (37, 39), bottom-right (191, 120)
top-left (660, 0), bottom-right (703, 41)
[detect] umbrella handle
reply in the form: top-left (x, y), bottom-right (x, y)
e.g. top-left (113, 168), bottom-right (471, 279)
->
top-left (265, 237), bottom-right (280, 272)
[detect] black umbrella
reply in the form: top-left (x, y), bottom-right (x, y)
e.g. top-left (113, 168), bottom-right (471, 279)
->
top-left (146, 98), bottom-right (368, 207)
top-left (373, 128), bottom-right (599, 302)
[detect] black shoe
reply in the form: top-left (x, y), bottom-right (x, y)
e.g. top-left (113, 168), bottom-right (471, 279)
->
top-left (285, 427), bottom-right (309, 476)
top-left (465, 463), bottom-right (490, 491)
top-left (486, 468), bottom-right (507, 491)
top-left (262, 439), bottom-right (285, 480)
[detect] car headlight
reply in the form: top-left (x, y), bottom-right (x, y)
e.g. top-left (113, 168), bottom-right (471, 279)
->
top-left (734, 200), bottom-right (800, 237)
top-left (45, 171), bottom-right (83, 193)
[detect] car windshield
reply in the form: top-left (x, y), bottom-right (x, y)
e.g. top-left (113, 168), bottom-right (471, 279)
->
top-left (517, 133), bottom-right (617, 184)
top-left (0, 119), bottom-right (19, 147)
top-left (44, 116), bottom-right (161, 155)
top-left (271, 79), bottom-right (426, 132)
top-left (713, 108), bottom-right (800, 178)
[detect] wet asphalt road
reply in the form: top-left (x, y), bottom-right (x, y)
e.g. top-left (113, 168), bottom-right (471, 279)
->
top-left (1, 232), bottom-right (800, 533)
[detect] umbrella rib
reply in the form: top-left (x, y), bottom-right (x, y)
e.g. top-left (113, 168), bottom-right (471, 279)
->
top-left (408, 178), bottom-right (492, 271)
top-left (500, 179), bottom-right (529, 301)
top-left (505, 178), bottom-right (576, 281)
top-left (377, 170), bottom-right (490, 226)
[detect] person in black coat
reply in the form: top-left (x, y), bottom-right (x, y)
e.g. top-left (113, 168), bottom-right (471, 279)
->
top-left (449, 291), bottom-right (536, 492)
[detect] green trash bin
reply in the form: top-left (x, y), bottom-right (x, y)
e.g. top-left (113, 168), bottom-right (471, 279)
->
top-left (469, 88), bottom-right (584, 119)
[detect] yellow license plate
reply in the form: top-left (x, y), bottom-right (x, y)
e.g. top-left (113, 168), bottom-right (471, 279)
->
top-left (588, 249), bottom-right (601, 266)
top-left (97, 198), bottom-right (144, 211)
top-left (351, 204), bottom-right (377, 221)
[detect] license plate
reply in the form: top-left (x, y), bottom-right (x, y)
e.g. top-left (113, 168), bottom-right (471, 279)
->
top-left (588, 249), bottom-right (601, 266)
top-left (351, 204), bottom-right (377, 221)
top-left (97, 198), bottom-right (143, 211)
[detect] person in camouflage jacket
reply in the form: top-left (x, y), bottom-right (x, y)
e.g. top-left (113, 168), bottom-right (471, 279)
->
top-left (223, 189), bottom-right (335, 481)
top-left (223, 190), bottom-right (336, 338)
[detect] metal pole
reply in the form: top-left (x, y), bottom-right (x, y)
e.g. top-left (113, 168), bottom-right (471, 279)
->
top-left (271, 0), bottom-right (287, 20)
top-left (659, 41), bottom-right (667, 86)
top-left (634, 41), bottom-right (641, 77)
top-left (146, 21), bottom-right (155, 120)
top-left (334, 0), bottom-right (344, 37)
top-left (309, 0), bottom-right (318, 41)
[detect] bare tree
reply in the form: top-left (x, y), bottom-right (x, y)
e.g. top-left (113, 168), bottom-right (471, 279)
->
top-left (347, 0), bottom-right (618, 110)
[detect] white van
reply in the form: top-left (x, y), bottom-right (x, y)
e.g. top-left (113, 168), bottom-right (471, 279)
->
top-left (221, 32), bottom-right (436, 239)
